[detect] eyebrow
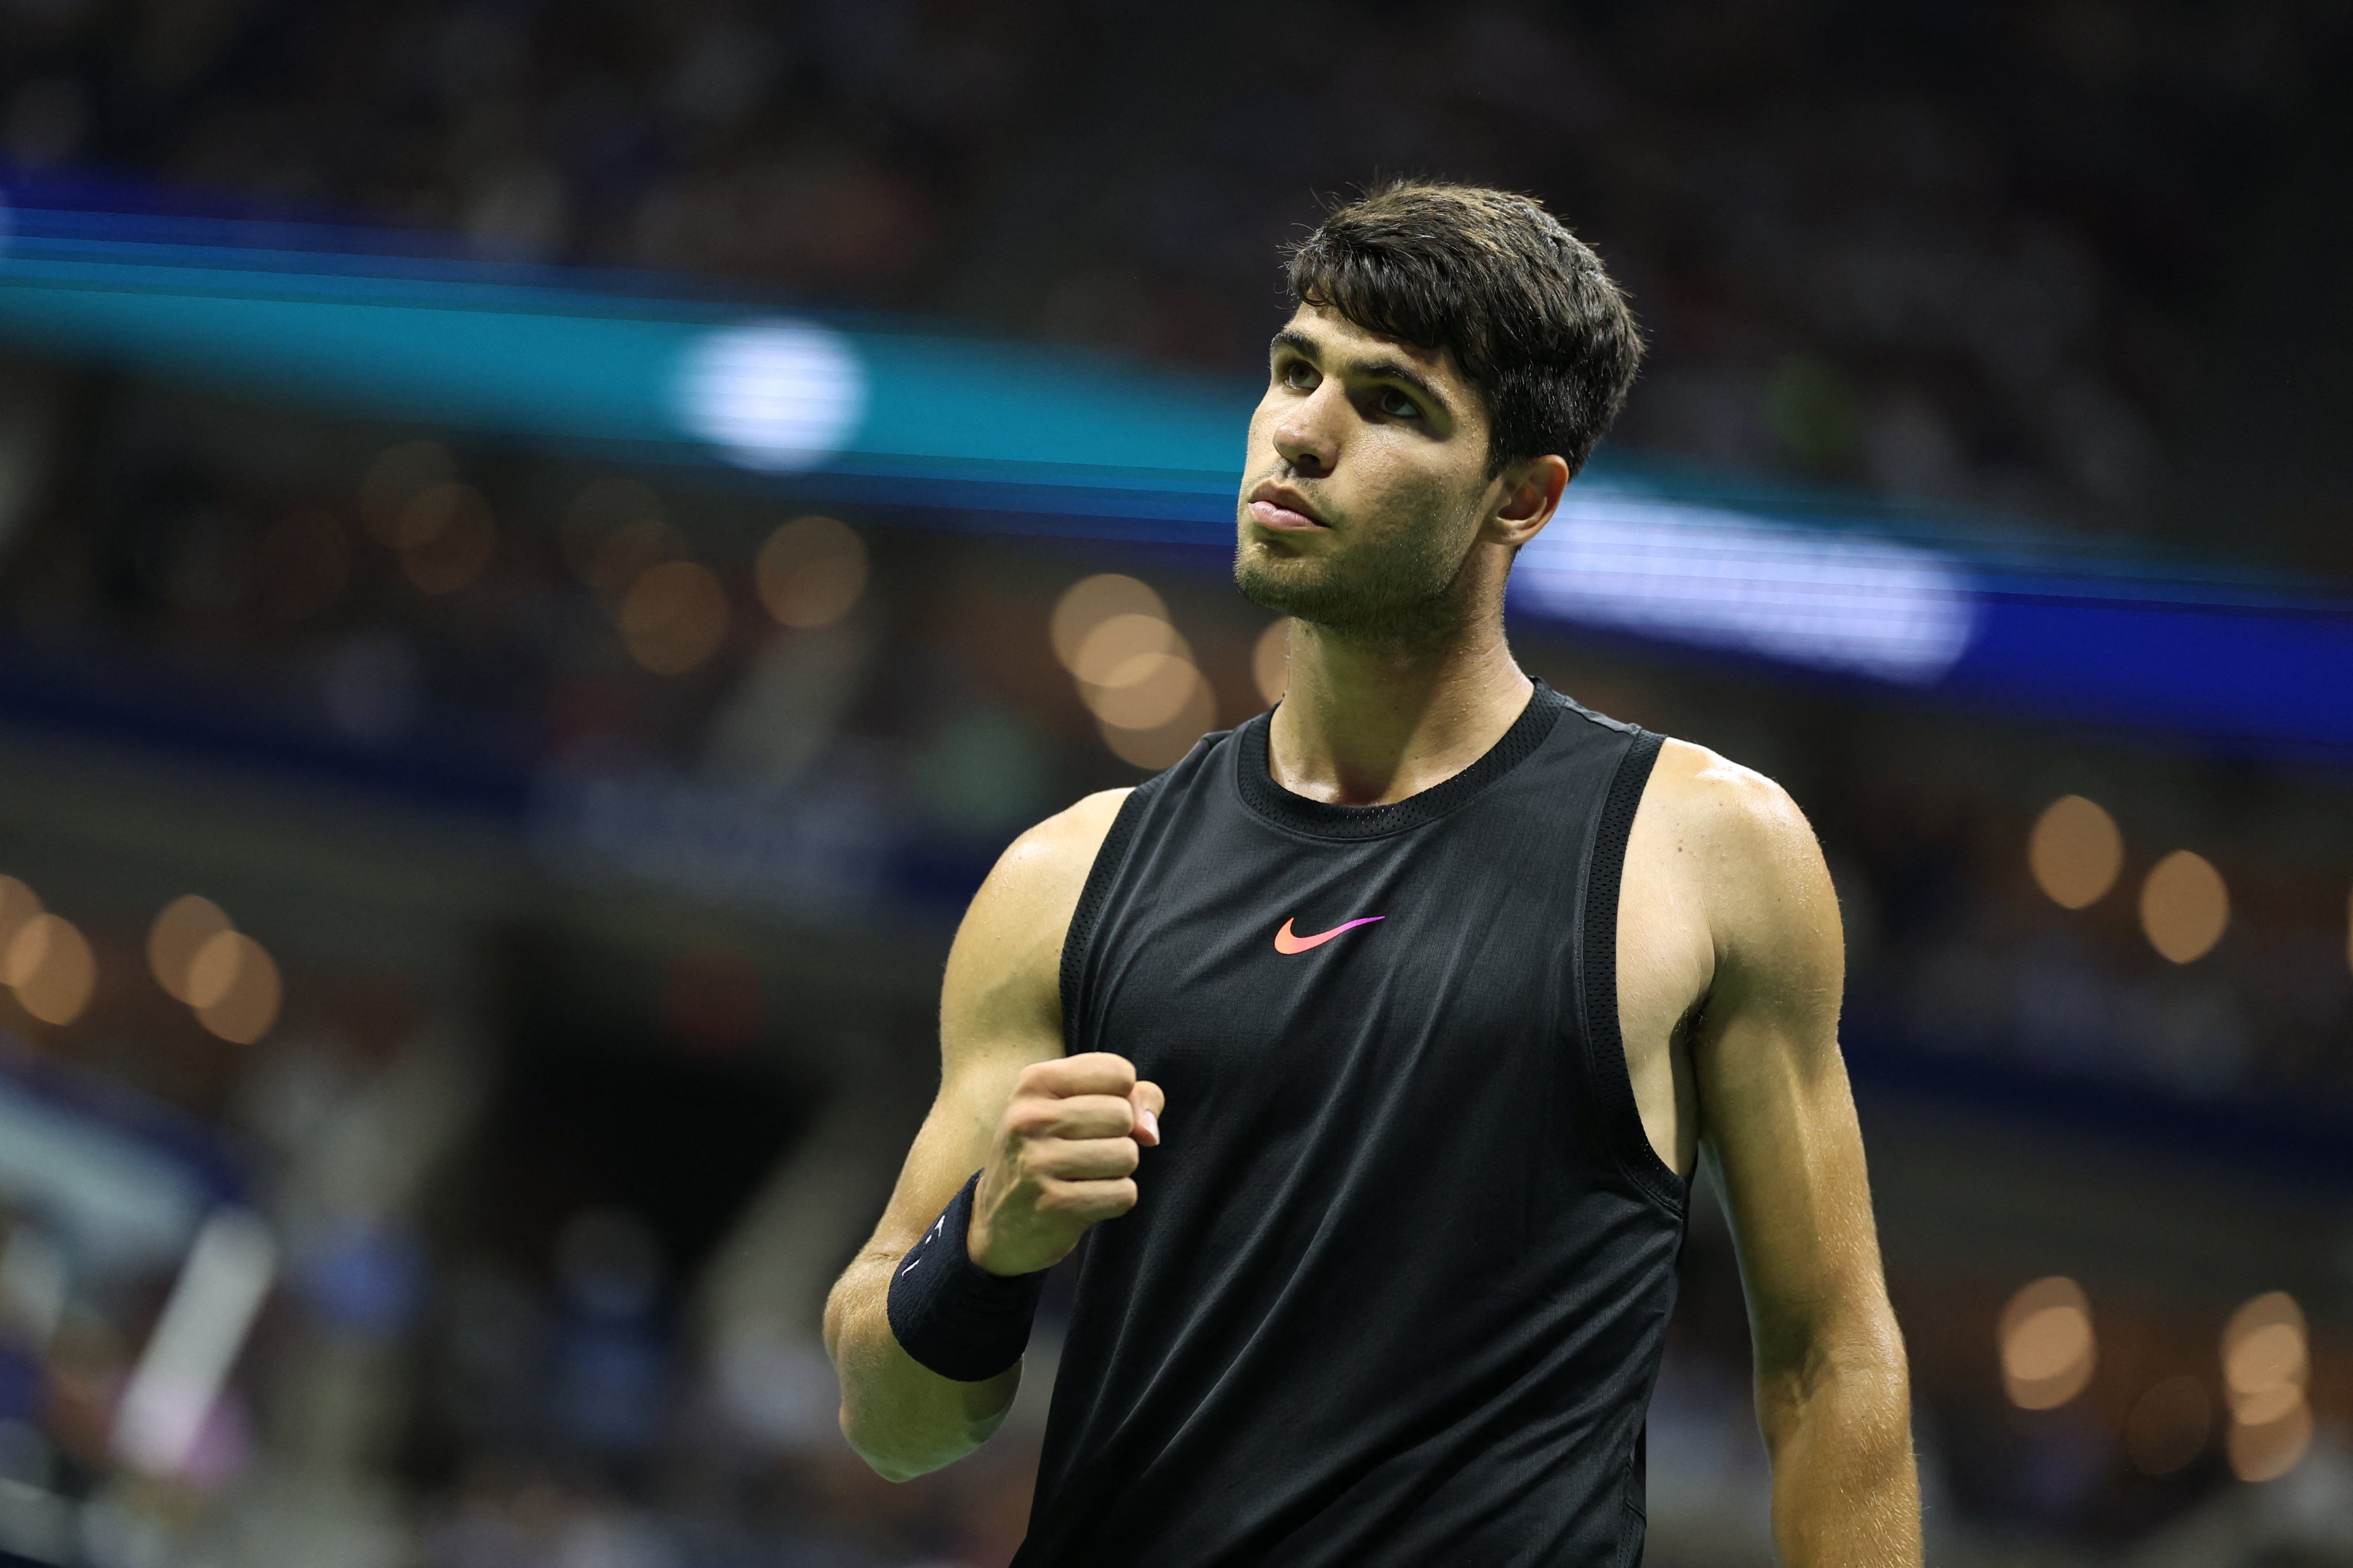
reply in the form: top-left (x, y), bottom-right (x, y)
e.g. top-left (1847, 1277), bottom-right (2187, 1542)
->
top-left (1271, 329), bottom-right (1452, 416)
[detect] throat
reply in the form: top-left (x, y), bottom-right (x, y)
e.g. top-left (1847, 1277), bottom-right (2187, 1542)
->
top-left (1267, 625), bottom-right (1536, 806)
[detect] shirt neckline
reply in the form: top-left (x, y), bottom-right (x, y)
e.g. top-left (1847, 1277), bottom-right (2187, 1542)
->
top-left (1233, 678), bottom-right (1571, 841)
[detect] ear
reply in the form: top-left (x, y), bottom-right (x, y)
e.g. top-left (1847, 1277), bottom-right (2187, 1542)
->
top-left (1488, 454), bottom-right (1571, 548)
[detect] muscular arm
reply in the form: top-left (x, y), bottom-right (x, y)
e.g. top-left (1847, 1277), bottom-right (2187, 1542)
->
top-left (1669, 747), bottom-right (1920, 1566)
top-left (821, 789), bottom-right (1131, 1481)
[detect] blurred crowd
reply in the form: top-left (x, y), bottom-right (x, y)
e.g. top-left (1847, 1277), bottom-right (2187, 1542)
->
top-left (7, 400), bottom-right (2348, 1110)
top-left (0, 351), bottom-right (2343, 1558)
top-left (1831, 773), bottom-right (2353, 1111)
top-left (0, 2), bottom-right (2350, 1563)
top-left (4, 0), bottom-right (2349, 562)
top-left (0, 405), bottom-right (2338, 1562)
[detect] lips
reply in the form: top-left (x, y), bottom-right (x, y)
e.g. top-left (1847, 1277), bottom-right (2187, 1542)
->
top-left (1248, 499), bottom-right (1324, 531)
top-left (1246, 485), bottom-right (1328, 532)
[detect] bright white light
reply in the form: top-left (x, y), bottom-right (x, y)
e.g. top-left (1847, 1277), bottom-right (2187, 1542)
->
top-left (1515, 492), bottom-right (1977, 683)
top-left (113, 1208), bottom-right (276, 1477)
top-left (674, 321), bottom-right (867, 472)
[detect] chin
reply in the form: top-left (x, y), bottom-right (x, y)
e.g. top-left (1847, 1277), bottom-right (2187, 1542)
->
top-left (1235, 549), bottom-right (1473, 642)
top-left (1232, 547), bottom-right (1321, 615)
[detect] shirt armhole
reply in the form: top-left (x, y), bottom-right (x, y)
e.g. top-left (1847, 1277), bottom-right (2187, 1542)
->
top-left (1058, 782), bottom-right (1156, 1055)
top-left (1580, 728), bottom-right (1688, 1213)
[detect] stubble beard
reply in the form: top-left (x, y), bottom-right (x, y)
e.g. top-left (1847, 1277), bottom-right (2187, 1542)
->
top-left (1233, 517), bottom-right (1479, 647)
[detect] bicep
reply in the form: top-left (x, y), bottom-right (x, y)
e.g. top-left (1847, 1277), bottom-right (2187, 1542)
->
top-left (865, 790), bottom-right (1128, 1254)
top-left (1690, 777), bottom-right (1889, 1369)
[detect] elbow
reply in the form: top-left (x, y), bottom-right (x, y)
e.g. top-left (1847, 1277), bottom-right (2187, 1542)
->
top-left (1757, 1314), bottom-right (1911, 1438)
top-left (831, 1364), bottom-right (944, 1483)
top-left (826, 1271), bottom-right (1016, 1481)
top-left (838, 1396), bottom-right (996, 1484)
top-left (841, 1405), bottom-right (930, 1484)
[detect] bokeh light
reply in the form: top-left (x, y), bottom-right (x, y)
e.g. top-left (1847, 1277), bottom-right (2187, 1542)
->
top-left (2123, 1374), bottom-right (2211, 1476)
top-left (2228, 1399), bottom-right (2313, 1483)
top-left (1087, 652), bottom-right (1201, 731)
top-left (10, 8), bottom-right (2353, 1558)
top-left (1253, 619), bottom-right (1290, 708)
top-left (1043, 573), bottom-right (1220, 766)
top-left (755, 516), bottom-right (868, 628)
top-left (358, 440), bottom-right (456, 541)
top-left (561, 477), bottom-right (666, 580)
top-left (186, 930), bottom-right (282, 1045)
top-left (588, 517), bottom-right (684, 605)
top-left (1101, 670), bottom-right (1217, 770)
top-left (2222, 1292), bottom-right (2307, 1427)
top-left (4, 913), bottom-right (97, 1026)
top-left (0, 875), bottom-right (42, 951)
top-left (1050, 574), bottom-right (1166, 670)
top-left (1070, 613), bottom-right (1180, 690)
top-left (148, 895), bottom-right (233, 1004)
top-left (1999, 1276), bottom-right (2096, 1410)
top-left (1069, 615), bottom-right (1210, 736)
top-left (2140, 849), bottom-right (2228, 963)
top-left (2028, 795), bottom-right (2122, 909)
top-left (619, 561), bottom-right (730, 674)
top-left (393, 483), bottom-right (499, 594)
top-left (2221, 1292), bottom-right (2312, 1481)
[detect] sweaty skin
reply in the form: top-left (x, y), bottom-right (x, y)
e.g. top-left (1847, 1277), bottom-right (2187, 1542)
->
top-left (824, 304), bottom-right (1920, 1566)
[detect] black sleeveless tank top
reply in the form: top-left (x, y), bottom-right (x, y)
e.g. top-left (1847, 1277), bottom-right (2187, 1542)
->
top-left (1015, 681), bottom-right (1687, 1567)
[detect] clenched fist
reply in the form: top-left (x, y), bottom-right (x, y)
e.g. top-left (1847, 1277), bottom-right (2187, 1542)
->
top-left (968, 1052), bottom-right (1166, 1277)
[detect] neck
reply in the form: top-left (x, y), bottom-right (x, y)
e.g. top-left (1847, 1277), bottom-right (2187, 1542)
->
top-left (1267, 611), bottom-right (1533, 806)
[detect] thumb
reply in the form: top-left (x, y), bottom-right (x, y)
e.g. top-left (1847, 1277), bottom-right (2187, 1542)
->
top-left (1130, 1080), bottom-right (1166, 1145)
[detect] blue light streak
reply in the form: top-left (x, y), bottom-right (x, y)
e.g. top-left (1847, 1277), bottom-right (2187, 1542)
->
top-left (5, 181), bottom-right (2351, 762)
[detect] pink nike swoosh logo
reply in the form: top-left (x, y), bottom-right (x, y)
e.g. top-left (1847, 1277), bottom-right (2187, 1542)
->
top-left (1274, 916), bottom-right (1386, 955)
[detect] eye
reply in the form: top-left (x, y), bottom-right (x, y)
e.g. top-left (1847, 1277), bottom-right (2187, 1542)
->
top-left (1376, 386), bottom-right (1422, 420)
top-left (1279, 359), bottom-right (1318, 391)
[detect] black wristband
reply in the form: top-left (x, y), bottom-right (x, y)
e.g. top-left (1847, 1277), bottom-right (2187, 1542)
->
top-left (885, 1172), bottom-right (1047, 1382)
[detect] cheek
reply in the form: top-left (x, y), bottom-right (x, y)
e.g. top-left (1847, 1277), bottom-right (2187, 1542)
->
top-left (1243, 398), bottom-right (1282, 459)
top-left (1354, 443), bottom-right (1478, 535)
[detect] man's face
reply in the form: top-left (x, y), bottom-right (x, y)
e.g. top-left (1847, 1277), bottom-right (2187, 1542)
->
top-left (1233, 303), bottom-right (1500, 636)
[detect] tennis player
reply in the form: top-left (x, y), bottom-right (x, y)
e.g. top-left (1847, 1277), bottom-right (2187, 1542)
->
top-left (826, 181), bottom-right (1919, 1566)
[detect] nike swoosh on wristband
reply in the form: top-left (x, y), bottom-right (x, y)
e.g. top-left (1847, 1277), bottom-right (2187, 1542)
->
top-left (901, 1212), bottom-right (948, 1275)
top-left (1273, 916), bottom-right (1386, 954)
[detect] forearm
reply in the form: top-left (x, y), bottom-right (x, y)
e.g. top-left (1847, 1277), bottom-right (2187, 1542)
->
top-left (823, 1254), bottom-right (1022, 1481)
top-left (1757, 1339), bottom-right (1920, 1568)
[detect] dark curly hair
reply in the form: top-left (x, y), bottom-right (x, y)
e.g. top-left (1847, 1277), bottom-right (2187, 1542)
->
top-left (1286, 181), bottom-right (1643, 479)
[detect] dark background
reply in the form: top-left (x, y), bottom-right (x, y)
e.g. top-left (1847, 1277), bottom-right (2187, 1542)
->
top-left (0, 4), bottom-right (2346, 1566)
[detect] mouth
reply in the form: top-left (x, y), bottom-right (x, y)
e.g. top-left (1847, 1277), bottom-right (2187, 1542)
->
top-left (1245, 482), bottom-right (1329, 532)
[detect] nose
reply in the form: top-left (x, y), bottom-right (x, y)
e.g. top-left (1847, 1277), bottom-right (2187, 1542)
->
top-left (1271, 387), bottom-right (1340, 479)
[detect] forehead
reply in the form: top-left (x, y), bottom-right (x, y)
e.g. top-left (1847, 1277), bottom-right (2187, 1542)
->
top-left (1279, 302), bottom-right (1472, 395)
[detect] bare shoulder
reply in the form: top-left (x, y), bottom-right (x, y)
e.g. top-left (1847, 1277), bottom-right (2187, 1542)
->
top-left (1645, 739), bottom-right (1816, 859)
top-left (1641, 739), bottom-right (1838, 974)
top-left (979, 787), bottom-right (1133, 922)
top-left (942, 789), bottom-right (1133, 1055)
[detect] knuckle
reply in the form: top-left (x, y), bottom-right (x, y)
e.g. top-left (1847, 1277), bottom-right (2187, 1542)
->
top-left (1075, 1051), bottom-right (1137, 1090)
